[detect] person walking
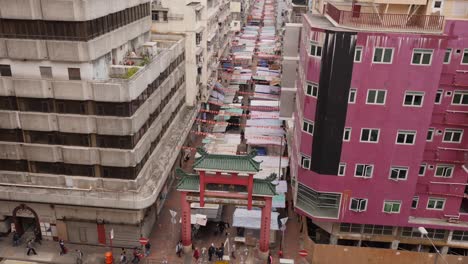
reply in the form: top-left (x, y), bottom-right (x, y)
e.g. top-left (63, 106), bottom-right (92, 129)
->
top-left (12, 231), bottom-right (20, 246)
top-left (59, 239), bottom-right (67, 255)
top-left (120, 252), bottom-right (128, 264)
top-left (193, 247), bottom-right (200, 262)
top-left (26, 240), bottom-right (37, 256)
top-left (144, 242), bottom-right (151, 257)
top-left (131, 247), bottom-right (141, 263)
top-left (75, 249), bottom-right (83, 264)
top-left (217, 243), bottom-right (224, 260)
top-left (267, 252), bottom-right (273, 264)
top-left (34, 228), bottom-right (42, 245)
top-left (208, 243), bottom-right (215, 261)
top-left (176, 240), bottom-right (183, 257)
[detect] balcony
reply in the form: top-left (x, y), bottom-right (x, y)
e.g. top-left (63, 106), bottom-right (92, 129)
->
top-left (325, 3), bottom-right (444, 33)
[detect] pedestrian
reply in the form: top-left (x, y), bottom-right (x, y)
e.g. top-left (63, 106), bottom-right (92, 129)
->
top-left (75, 249), bottom-right (83, 264)
top-left (144, 242), bottom-right (151, 257)
top-left (59, 239), bottom-right (67, 255)
top-left (12, 231), bottom-right (20, 247)
top-left (26, 240), bottom-right (37, 256)
top-left (193, 247), bottom-right (200, 261)
top-left (120, 252), bottom-right (128, 264)
top-left (217, 243), bottom-right (224, 260)
top-left (218, 221), bottom-right (225, 235)
top-left (176, 240), bottom-right (183, 257)
top-left (34, 228), bottom-right (42, 245)
top-left (131, 247), bottom-right (141, 263)
top-left (208, 243), bottom-right (215, 261)
top-left (267, 252), bottom-right (273, 264)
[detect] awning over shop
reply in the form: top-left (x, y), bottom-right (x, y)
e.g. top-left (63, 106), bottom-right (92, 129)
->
top-left (233, 208), bottom-right (279, 230)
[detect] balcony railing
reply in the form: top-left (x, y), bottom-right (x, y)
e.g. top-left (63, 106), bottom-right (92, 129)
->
top-left (325, 3), bottom-right (444, 32)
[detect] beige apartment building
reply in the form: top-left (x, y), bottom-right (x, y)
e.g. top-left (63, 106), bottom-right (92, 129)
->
top-left (0, 0), bottom-right (197, 246)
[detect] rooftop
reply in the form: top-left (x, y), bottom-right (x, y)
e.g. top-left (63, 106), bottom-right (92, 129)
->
top-left (193, 148), bottom-right (261, 173)
top-left (324, 2), bottom-right (444, 33)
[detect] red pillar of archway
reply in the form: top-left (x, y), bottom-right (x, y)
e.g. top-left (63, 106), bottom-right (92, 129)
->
top-left (259, 197), bottom-right (272, 254)
top-left (180, 192), bottom-right (192, 249)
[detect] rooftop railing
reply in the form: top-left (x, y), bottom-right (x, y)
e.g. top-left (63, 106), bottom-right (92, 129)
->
top-left (325, 2), bottom-right (444, 32)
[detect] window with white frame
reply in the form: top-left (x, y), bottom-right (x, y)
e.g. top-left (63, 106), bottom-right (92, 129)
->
top-left (343, 128), bottom-right (351, 141)
top-left (427, 128), bottom-right (435, 141)
top-left (427, 197), bottom-right (445, 210)
top-left (412, 196), bottom-right (419, 209)
top-left (301, 155), bottom-right (310, 169)
top-left (363, 225), bottom-right (393, 235)
top-left (360, 128), bottom-right (379, 143)
top-left (411, 49), bottom-right (433, 65)
top-left (305, 82), bottom-right (318, 97)
top-left (403, 91), bottom-right (424, 107)
top-left (396, 130), bottom-right (416, 145)
top-left (366, 90), bottom-right (386, 105)
top-left (310, 42), bottom-right (322, 57)
top-left (434, 164), bottom-right (454, 178)
top-left (452, 91), bottom-right (468, 105)
top-left (383, 200), bottom-right (401, 213)
top-left (302, 120), bottom-right (314, 135)
top-left (402, 227), bottom-right (446, 240)
top-left (350, 198), bottom-right (367, 212)
top-left (373, 47), bottom-right (393, 64)
top-left (435, 89), bottom-right (443, 104)
top-left (419, 163), bottom-right (427, 176)
top-left (354, 47), bottom-right (363, 62)
top-left (443, 129), bottom-right (463, 143)
top-left (338, 163), bottom-right (346, 176)
top-left (463, 49), bottom-right (468, 65)
top-left (389, 166), bottom-right (409, 181)
top-left (432, 0), bottom-right (443, 12)
top-left (452, 231), bottom-right (468, 242)
top-left (349, 89), bottom-right (357, 103)
top-left (444, 48), bottom-right (452, 64)
top-left (355, 164), bottom-right (373, 178)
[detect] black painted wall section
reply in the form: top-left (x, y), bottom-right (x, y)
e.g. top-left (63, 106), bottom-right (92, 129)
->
top-left (310, 30), bottom-right (357, 175)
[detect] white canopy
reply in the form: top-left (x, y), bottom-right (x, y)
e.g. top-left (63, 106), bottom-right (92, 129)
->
top-left (232, 208), bottom-right (279, 230)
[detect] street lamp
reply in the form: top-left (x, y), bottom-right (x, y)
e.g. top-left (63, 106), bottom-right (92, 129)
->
top-left (418, 227), bottom-right (448, 264)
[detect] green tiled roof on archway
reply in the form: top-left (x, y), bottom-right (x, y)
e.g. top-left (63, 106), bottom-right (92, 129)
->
top-left (192, 148), bottom-right (261, 173)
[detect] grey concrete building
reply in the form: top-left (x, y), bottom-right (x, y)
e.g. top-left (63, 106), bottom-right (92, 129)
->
top-left (0, 0), bottom-right (196, 246)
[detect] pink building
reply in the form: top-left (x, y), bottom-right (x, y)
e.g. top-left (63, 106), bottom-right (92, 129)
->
top-left (289, 0), bottom-right (468, 254)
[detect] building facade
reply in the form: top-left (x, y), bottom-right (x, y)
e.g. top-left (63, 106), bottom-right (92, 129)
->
top-left (151, 0), bottom-right (232, 104)
top-left (0, 0), bottom-right (196, 246)
top-left (290, 0), bottom-right (468, 255)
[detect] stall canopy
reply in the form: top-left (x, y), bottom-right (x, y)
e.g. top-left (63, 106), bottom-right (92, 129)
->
top-left (233, 208), bottom-right (279, 230)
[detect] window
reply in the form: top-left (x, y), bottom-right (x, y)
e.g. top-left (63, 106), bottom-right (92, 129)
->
top-left (355, 164), bottom-right (373, 178)
top-left (39, 66), bottom-right (52, 79)
top-left (0, 64), bottom-right (12, 76)
top-left (452, 231), bottom-right (468, 242)
top-left (444, 49), bottom-right (452, 64)
top-left (435, 89), bottom-right (443, 104)
top-left (396, 130), bottom-right (416, 145)
top-left (443, 129), bottom-right (463, 143)
top-left (434, 164), bottom-right (454, 178)
top-left (452, 91), bottom-right (468, 105)
top-left (419, 163), bottom-right (427, 176)
top-left (366, 90), bottom-right (386, 105)
top-left (427, 128), bottom-right (435, 141)
top-left (343, 128), bottom-right (351, 141)
top-left (373, 48), bottom-right (393, 64)
top-left (402, 227), bottom-right (446, 240)
top-left (427, 197), bottom-right (445, 210)
top-left (68, 68), bottom-right (81, 80)
top-left (338, 163), bottom-right (346, 176)
top-left (302, 120), bottom-right (314, 135)
top-left (151, 10), bottom-right (159, 21)
top-left (162, 11), bottom-right (168, 22)
top-left (348, 88), bottom-right (357, 103)
top-left (412, 196), bottom-right (419, 209)
top-left (339, 223), bottom-right (362, 233)
top-left (383, 200), bottom-right (401, 213)
top-left (463, 49), bottom-right (468, 64)
top-left (301, 155), bottom-right (310, 169)
top-left (389, 166), bottom-right (409, 181)
top-left (309, 42), bottom-right (322, 57)
top-left (433, 0), bottom-right (443, 9)
top-left (403, 91), bottom-right (424, 107)
top-left (305, 82), bottom-right (318, 97)
top-left (411, 49), bottom-right (433, 65)
top-left (350, 198), bottom-right (367, 212)
top-left (360, 128), bottom-right (379, 143)
top-left (354, 47), bottom-right (362, 62)
top-left (363, 225), bottom-right (393, 235)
